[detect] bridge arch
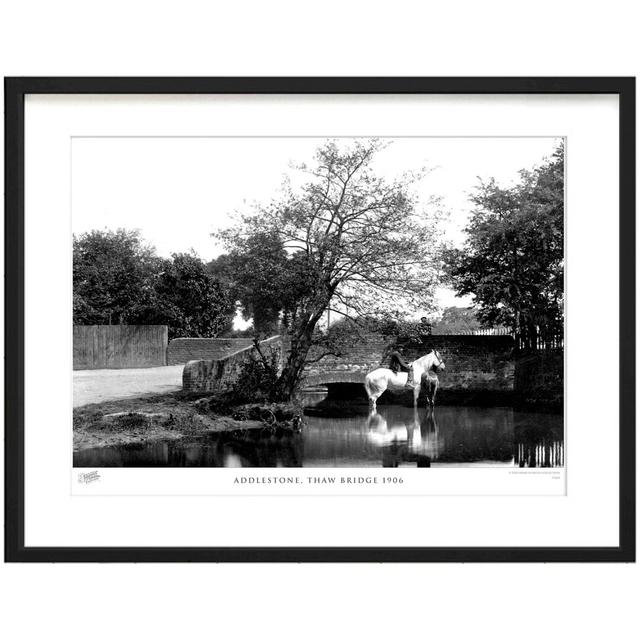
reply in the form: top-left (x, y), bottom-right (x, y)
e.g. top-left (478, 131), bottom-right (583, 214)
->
top-left (301, 371), bottom-right (367, 388)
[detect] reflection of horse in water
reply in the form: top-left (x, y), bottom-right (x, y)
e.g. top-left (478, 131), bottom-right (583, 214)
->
top-left (366, 407), bottom-right (442, 467)
top-left (364, 350), bottom-right (445, 410)
top-left (416, 409), bottom-right (440, 458)
top-left (366, 408), bottom-right (420, 448)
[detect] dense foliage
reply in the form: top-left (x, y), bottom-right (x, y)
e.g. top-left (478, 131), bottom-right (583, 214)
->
top-left (445, 143), bottom-right (564, 349)
top-left (228, 349), bottom-right (281, 405)
top-left (73, 229), bottom-right (159, 325)
top-left (136, 252), bottom-right (234, 338)
top-left (73, 229), bottom-right (233, 339)
top-left (430, 307), bottom-right (483, 334)
top-left (207, 231), bottom-right (310, 335)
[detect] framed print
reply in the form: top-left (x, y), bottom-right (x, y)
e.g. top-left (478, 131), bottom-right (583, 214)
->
top-left (4, 77), bottom-right (635, 562)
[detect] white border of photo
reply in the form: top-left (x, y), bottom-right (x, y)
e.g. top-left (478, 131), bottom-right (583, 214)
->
top-left (24, 94), bottom-right (618, 548)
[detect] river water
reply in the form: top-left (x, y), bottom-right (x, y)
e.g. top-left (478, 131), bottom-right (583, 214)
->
top-left (74, 395), bottom-right (564, 468)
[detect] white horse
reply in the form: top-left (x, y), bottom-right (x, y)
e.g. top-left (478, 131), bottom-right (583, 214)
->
top-left (364, 350), bottom-right (445, 410)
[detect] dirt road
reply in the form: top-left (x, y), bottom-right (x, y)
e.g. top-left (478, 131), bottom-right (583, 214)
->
top-left (73, 365), bottom-right (184, 407)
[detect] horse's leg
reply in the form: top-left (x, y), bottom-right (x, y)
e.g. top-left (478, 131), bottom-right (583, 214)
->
top-left (374, 385), bottom-right (385, 410)
top-left (413, 382), bottom-right (420, 409)
top-left (426, 380), bottom-right (435, 409)
top-left (432, 380), bottom-right (438, 408)
top-left (369, 384), bottom-right (384, 411)
top-left (365, 380), bottom-right (376, 411)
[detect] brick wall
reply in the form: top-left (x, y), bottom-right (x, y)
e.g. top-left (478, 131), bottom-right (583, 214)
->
top-left (303, 336), bottom-right (388, 385)
top-left (399, 335), bottom-right (516, 392)
top-left (167, 338), bottom-right (253, 365)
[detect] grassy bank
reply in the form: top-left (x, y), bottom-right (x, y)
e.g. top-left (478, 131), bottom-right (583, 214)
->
top-left (73, 392), bottom-right (300, 452)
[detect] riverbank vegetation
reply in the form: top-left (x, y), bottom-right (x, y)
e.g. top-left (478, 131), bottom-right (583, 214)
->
top-left (73, 391), bottom-right (302, 452)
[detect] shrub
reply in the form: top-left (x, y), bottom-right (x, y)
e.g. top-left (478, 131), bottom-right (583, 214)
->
top-left (227, 351), bottom-right (280, 405)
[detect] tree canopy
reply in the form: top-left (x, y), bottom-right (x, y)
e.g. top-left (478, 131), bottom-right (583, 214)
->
top-left (208, 231), bottom-right (294, 335)
top-left (136, 252), bottom-right (234, 338)
top-left (430, 306), bottom-right (483, 334)
top-left (73, 229), bottom-right (233, 339)
top-left (445, 143), bottom-right (564, 349)
top-left (73, 229), bottom-right (159, 325)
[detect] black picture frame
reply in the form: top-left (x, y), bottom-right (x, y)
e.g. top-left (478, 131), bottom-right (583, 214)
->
top-left (4, 77), bottom-right (635, 563)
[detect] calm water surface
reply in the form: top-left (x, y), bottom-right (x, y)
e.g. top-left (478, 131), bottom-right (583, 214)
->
top-left (74, 395), bottom-right (564, 468)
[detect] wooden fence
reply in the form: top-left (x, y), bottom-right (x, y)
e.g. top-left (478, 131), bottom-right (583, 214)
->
top-left (432, 327), bottom-right (512, 336)
top-left (514, 331), bottom-right (564, 351)
top-left (432, 326), bottom-right (563, 350)
top-left (73, 325), bottom-right (168, 370)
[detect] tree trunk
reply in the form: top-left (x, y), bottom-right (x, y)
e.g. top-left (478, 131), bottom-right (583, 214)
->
top-left (273, 303), bottom-right (327, 400)
top-left (274, 328), bottom-right (314, 400)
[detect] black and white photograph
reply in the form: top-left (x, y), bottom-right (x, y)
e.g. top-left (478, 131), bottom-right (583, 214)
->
top-left (4, 74), bottom-right (634, 572)
top-left (2, 2), bottom-right (638, 636)
top-left (71, 135), bottom-right (564, 470)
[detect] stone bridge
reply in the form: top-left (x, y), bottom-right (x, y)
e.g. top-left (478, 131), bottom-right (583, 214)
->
top-left (182, 333), bottom-right (517, 403)
top-left (303, 371), bottom-right (367, 387)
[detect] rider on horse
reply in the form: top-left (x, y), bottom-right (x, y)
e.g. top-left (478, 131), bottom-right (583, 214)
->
top-left (388, 347), bottom-right (415, 388)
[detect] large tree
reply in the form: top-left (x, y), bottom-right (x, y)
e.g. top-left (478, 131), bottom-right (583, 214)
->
top-left (73, 228), bottom-right (159, 325)
top-left (216, 139), bottom-right (442, 399)
top-left (208, 231), bottom-right (291, 335)
top-left (445, 143), bottom-right (564, 349)
top-left (134, 252), bottom-right (234, 339)
top-left (74, 230), bottom-right (234, 338)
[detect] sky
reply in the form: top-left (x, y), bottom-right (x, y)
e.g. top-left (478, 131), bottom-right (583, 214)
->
top-left (72, 136), bottom-right (561, 315)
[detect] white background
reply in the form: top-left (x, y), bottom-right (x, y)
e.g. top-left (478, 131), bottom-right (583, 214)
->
top-left (1, 2), bottom-right (638, 640)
